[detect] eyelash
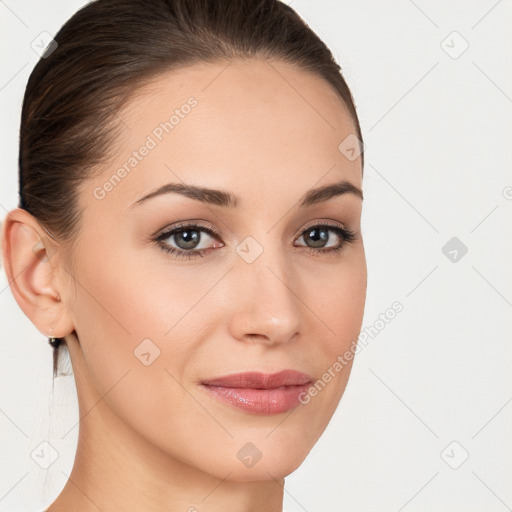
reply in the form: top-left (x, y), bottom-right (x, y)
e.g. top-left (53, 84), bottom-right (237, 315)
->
top-left (152, 221), bottom-right (356, 260)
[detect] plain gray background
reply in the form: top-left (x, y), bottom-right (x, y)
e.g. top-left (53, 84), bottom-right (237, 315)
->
top-left (1, 1), bottom-right (511, 511)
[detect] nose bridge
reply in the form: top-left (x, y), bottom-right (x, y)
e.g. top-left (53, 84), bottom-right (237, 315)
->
top-left (228, 232), bottom-right (302, 344)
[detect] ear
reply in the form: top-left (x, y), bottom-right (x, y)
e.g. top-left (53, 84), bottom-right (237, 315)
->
top-left (1, 208), bottom-right (74, 338)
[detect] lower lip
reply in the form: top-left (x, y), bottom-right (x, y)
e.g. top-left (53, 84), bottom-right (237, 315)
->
top-left (201, 383), bottom-right (311, 415)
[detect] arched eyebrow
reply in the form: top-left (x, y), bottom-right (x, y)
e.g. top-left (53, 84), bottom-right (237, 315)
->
top-left (299, 180), bottom-right (363, 207)
top-left (129, 179), bottom-right (363, 210)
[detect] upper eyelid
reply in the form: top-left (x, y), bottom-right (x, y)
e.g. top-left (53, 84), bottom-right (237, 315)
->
top-left (155, 222), bottom-right (219, 240)
top-left (300, 219), bottom-right (347, 232)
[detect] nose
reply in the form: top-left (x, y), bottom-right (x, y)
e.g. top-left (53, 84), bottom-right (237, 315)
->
top-left (227, 247), bottom-right (303, 347)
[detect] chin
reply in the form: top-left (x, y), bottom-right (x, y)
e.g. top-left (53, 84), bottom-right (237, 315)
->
top-left (222, 454), bottom-right (307, 483)
top-left (198, 434), bottom-right (314, 483)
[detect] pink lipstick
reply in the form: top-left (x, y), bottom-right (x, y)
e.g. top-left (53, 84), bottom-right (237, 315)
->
top-left (201, 370), bottom-right (313, 415)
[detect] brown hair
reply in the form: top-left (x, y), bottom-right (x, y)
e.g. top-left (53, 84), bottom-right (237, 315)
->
top-left (18, 0), bottom-right (364, 378)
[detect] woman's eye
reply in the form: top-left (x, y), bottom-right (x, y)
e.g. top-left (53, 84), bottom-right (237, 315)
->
top-left (153, 223), bottom-right (356, 260)
top-left (295, 224), bottom-right (356, 255)
top-left (154, 224), bottom-right (221, 259)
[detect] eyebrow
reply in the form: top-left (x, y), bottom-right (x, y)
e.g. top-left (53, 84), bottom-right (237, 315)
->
top-left (129, 178), bottom-right (363, 210)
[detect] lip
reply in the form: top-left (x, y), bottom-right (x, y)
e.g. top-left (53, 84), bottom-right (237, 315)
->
top-left (201, 370), bottom-right (313, 415)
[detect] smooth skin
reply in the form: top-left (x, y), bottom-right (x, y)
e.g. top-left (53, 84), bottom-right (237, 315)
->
top-left (2, 58), bottom-right (366, 512)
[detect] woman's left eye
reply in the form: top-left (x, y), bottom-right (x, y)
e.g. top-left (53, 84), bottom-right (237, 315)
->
top-left (153, 222), bottom-right (356, 260)
top-left (295, 224), bottom-right (356, 255)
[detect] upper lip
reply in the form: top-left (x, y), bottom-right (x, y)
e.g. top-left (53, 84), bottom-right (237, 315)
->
top-left (201, 370), bottom-right (313, 389)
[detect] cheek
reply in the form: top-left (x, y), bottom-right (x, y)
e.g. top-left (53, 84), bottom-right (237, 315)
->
top-left (304, 251), bottom-right (367, 353)
top-left (306, 254), bottom-right (366, 396)
top-left (69, 241), bottom-right (230, 405)
top-left (73, 236), bottom-right (217, 343)
top-left (69, 249), bottom-right (208, 453)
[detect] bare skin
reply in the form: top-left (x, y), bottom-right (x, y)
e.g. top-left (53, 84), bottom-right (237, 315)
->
top-left (1, 58), bottom-right (366, 511)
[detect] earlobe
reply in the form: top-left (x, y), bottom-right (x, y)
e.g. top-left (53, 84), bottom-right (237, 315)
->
top-left (1, 208), bottom-right (72, 338)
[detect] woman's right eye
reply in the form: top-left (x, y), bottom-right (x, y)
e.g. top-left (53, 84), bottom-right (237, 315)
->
top-left (154, 224), bottom-right (223, 259)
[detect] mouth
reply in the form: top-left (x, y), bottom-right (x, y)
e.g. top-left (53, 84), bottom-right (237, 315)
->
top-left (200, 370), bottom-right (313, 415)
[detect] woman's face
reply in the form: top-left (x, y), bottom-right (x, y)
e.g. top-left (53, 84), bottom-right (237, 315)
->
top-left (63, 58), bottom-right (366, 480)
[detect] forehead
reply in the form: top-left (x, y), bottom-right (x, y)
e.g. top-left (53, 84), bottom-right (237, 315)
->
top-left (85, 58), bottom-right (362, 211)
